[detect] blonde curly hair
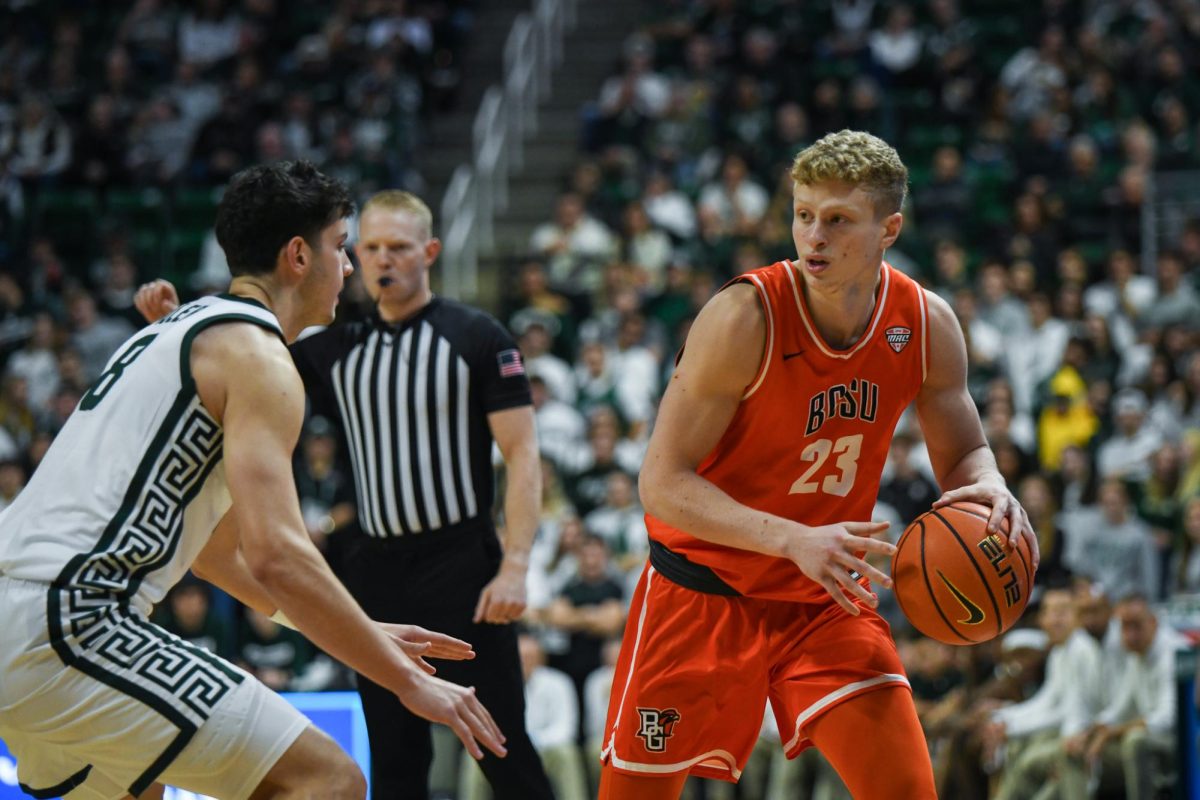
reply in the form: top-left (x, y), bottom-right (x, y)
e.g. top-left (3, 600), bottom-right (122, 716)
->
top-left (790, 130), bottom-right (908, 216)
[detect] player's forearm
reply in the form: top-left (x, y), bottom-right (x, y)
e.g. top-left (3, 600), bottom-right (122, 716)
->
top-left (936, 444), bottom-right (1005, 494)
top-left (194, 546), bottom-right (277, 617)
top-left (640, 467), bottom-right (794, 558)
top-left (500, 436), bottom-right (540, 567)
top-left (250, 536), bottom-right (420, 693)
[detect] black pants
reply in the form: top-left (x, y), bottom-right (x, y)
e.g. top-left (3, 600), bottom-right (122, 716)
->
top-left (344, 526), bottom-right (555, 800)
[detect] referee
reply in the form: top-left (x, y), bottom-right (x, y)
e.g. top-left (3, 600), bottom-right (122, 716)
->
top-left (136, 191), bottom-right (555, 800)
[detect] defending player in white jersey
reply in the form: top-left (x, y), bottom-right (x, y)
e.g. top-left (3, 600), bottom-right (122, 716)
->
top-left (0, 161), bottom-right (505, 800)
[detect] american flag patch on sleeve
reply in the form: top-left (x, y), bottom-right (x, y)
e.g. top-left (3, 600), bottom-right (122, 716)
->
top-left (497, 348), bottom-right (526, 377)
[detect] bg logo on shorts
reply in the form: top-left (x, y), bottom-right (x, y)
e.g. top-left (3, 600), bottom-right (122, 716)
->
top-left (636, 707), bottom-right (681, 752)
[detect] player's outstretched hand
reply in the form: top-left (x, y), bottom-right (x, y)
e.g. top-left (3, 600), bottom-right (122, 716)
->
top-left (397, 675), bottom-right (507, 760)
top-left (933, 481), bottom-right (1040, 571)
top-left (135, 279), bottom-right (181, 322)
top-left (784, 520), bottom-right (894, 616)
top-left (379, 622), bottom-right (476, 674)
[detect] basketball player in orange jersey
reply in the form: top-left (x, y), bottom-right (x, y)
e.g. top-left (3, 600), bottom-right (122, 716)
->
top-left (598, 130), bottom-right (1041, 799)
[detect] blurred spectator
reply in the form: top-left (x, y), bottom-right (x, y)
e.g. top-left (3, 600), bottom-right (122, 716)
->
top-left (878, 430), bottom-right (938, 526)
top-left (0, 458), bottom-right (26, 513)
top-left (188, 96), bottom-right (257, 184)
top-left (913, 146), bottom-right (970, 246)
top-left (1168, 497), bottom-right (1200, 594)
top-left (1063, 478), bottom-right (1159, 601)
top-left (65, 289), bottom-right (135, 383)
top-left (0, 94), bottom-right (72, 189)
top-left (1020, 472), bottom-right (1068, 584)
top-left (1143, 250), bottom-right (1200, 331)
top-left (236, 607), bottom-right (323, 692)
top-left (153, 576), bottom-right (235, 660)
top-left (640, 169), bottom-right (696, 240)
top-left (71, 95), bottom-right (128, 188)
top-left (1083, 248), bottom-right (1156, 327)
top-left (1056, 594), bottom-right (1182, 799)
top-left (1000, 26), bottom-right (1068, 122)
top-left (1006, 292), bottom-right (1069, 416)
top-left (530, 192), bottom-right (619, 296)
top-left (868, 4), bottom-right (922, 88)
top-left (295, 415), bottom-right (354, 568)
top-left (529, 374), bottom-right (586, 470)
top-left (1096, 388), bottom-right (1163, 482)
top-left (620, 201), bottom-right (672, 292)
top-left (697, 152), bottom-right (769, 238)
top-left (951, 288), bottom-right (1002, 402)
top-left (0, 373), bottom-right (36, 453)
top-left (5, 311), bottom-right (61, 411)
top-left (178, 0), bottom-right (244, 71)
top-left (1037, 368), bottom-right (1098, 472)
top-left (594, 33), bottom-right (670, 151)
top-left (544, 534), bottom-right (625, 708)
top-left (583, 471), bottom-right (648, 574)
top-left (127, 95), bottom-right (193, 184)
top-left (515, 311), bottom-right (575, 405)
top-left (987, 583), bottom-right (1105, 800)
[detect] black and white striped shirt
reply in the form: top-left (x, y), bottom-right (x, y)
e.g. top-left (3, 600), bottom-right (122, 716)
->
top-left (291, 298), bottom-right (531, 538)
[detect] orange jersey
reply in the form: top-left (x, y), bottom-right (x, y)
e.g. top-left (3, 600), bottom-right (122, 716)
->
top-left (648, 260), bottom-right (930, 602)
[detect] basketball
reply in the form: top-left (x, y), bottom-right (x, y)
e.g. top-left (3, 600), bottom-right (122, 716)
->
top-left (891, 501), bottom-right (1033, 645)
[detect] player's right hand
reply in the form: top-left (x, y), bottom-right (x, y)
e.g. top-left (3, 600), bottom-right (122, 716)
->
top-left (134, 279), bottom-right (180, 322)
top-left (784, 521), bottom-right (895, 615)
top-left (398, 675), bottom-right (507, 760)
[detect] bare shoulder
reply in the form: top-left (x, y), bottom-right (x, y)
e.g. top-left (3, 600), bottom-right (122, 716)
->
top-left (192, 322), bottom-right (303, 424)
top-left (919, 288), bottom-right (967, 391)
top-left (922, 288), bottom-right (959, 334)
top-left (675, 282), bottom-right (766, 396)
top-left (694, 281), bottom-right (765, 338)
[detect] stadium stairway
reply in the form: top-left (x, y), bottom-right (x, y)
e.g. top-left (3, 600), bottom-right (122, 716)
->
top-left (422, 0), bottom-right (645, 307)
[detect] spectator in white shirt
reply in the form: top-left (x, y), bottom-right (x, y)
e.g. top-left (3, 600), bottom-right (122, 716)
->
top-left (529, 376), bottom-right (586, 472)
top-left (1004, 292), bottom-right (1069, 415)
top-left (1096, 388), bottom-right (1163, 483)
top-left (641, 170), bottom-right (696, 240)
top-left (529, 192), bottom-right (618, 295)
top-left (514, 311), bottom-right (576, 405)
top-left (989, 585), bottom-right (1105, 800)
top-left (697, 152), bottom-right (769, 237)
top-left (1057, 594), bottom-right (1182, 800)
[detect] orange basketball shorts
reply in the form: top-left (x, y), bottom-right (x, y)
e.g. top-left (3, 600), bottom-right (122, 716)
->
top-left (600, 564), bottom-right (910, 782)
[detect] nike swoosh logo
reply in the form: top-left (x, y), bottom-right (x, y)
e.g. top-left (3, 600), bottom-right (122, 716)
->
top-left (783, 351), bottom-right (804, 360)
top-left (937, 570), bottom-right (985, 625)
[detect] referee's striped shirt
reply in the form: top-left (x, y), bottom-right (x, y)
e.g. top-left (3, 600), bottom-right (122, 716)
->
top-left (290, 297), bottom-right (532, 537)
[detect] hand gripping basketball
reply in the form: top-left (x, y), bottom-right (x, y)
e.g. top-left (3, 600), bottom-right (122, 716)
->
top-left (892, 501), bottom-right (1034, 645)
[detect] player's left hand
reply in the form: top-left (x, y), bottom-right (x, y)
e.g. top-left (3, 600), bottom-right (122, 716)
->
top-left (933, 480), bottom-right (1040, 571)
top-left (380, 623), bottom-right (477, 675)
top-left (473, 565), bottom-right (528, 625)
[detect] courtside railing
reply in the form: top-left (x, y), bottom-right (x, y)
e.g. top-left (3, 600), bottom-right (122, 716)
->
top-left (440, 0), bottom-right (576, 300)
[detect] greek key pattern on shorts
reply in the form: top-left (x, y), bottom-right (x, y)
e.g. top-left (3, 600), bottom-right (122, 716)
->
top-left (55, 400), bottom-right (240, 724)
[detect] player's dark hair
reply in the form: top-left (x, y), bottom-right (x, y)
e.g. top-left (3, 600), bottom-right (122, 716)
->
top-left (215, 160), bottom-right (354, 277)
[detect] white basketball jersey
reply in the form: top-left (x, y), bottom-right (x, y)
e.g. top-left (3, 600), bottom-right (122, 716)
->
top-left (0, 294), bottom-right (282, 619)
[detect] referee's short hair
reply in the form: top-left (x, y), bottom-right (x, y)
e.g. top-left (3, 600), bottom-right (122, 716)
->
top-left (361, 190), bottom-right (434, 241)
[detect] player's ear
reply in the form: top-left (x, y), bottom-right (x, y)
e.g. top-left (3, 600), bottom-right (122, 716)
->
top-left (282, 234), bottom-right (308, 276)
top-left (880, 212), bottom-right (903, 249)
top-left (425, 237), bottom-right (442, 265)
